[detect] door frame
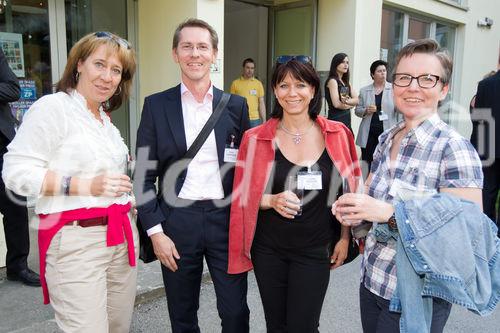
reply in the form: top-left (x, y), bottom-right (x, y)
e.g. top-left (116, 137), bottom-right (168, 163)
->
top-left (47, 0), bottom-right (139, 151)
top-left (266, 0), bottom-right (318, 113)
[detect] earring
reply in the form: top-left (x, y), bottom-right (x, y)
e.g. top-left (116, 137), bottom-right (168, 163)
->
top-left (114, 85), bottom-right (122, 96)
top-left (75, 72), bottom-right (80, 82)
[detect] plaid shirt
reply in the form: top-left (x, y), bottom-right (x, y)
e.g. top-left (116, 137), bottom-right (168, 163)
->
top-left (361, 114), bottom-right (483, 300)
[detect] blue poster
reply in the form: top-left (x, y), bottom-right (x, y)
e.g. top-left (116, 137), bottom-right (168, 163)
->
top-left (9, 79), bottom-right (37, 123)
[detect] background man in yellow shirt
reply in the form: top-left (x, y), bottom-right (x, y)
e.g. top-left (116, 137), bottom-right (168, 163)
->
top-left (230, 58), bottom-right (266, 127)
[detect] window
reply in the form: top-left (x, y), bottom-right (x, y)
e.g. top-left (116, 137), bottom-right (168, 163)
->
top-left (0, 0), bottom-right (52, 123)
top-left (380, 7), bottom-right (456, 74)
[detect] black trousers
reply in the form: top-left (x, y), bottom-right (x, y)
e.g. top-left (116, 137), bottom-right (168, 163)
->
top-left (359, 284), bottom-right (452, 333)
top-left (361, 125), bottom-right (383, 172)
top-left (0, 156), bottom-right (30, 273)
top-left (160, 200), bottom-right (249, 333)
top-left (482, 158), bottom-right (500, 236)
top-left (251, 241), bottom-right (332, 333)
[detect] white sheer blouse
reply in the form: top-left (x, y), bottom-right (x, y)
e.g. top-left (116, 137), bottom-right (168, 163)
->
top-left (2, 90), bottom-right (129, 214)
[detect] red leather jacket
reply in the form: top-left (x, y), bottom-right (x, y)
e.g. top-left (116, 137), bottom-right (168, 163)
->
top-left (228, 116), bottom-right (361, 274)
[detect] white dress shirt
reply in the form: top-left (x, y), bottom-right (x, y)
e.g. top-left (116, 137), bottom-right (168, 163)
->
top-left (146, 82), bottom-right (224, 236)
top-left (2, 90), bottom-right (129, 214)
top-left (178, 82), bottom-right (224, 200)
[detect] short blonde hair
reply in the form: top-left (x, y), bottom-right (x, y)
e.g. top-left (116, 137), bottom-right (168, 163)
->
top-left (56, 32), bottom-right (136, 111)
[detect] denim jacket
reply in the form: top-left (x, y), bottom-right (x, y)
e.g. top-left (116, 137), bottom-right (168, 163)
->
top-left (388, 193), bottom-right (500, 333)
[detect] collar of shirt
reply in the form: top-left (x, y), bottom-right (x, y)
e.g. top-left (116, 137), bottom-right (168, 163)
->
top-left (180, 81), bottom-right (214, 104)
top-left (239, 76), bottom-right (256, 81)
top-left (69, 89), bottom-right (109, 125)
top-left (379, 113), bottom-right (441, 148)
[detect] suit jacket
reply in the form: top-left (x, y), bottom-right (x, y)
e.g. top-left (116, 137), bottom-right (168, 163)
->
top-left (0, 48), bottom-right (20, 148)
top-left (474, 70), bottom-right (500, 158)
top-left (354, 81), bottom-right (399, 148)
top-left (135, 84), bottom-right (250, 231)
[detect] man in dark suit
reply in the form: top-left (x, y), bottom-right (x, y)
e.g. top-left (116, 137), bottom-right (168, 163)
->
top-left (475, 53), bottom-right (500, 235)
top-left (0, 48), bottom-right (40, 286)
top-left (135, 19), bottom-right (250, 332)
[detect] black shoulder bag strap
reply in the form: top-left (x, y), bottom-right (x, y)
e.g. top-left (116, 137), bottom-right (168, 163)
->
top-left (173, 92), bottom-right (230, 195)
top-left (137, 92), bottom-right (231, 264)
top-left (183, 92), bottom-right (231, 160)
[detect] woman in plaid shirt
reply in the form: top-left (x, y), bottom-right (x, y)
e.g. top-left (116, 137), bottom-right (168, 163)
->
top-left (332, 39), bottom-right (483, 333)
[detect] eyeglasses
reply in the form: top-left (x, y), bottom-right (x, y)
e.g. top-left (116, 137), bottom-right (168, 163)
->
top-left (276, 55), bottom-right (312, 65)
top-left (392, 73), bottom-right (442, 89)
top-left (94, 31), bottom-right (131, 50)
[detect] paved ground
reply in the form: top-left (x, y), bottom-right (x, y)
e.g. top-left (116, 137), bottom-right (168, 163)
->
top-left (130, 258), bottom-right (500, 333)
top-left (2, 255), bottom-right (498, 333)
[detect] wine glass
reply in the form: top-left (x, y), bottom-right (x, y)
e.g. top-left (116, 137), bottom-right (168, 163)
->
top-left (339, 86), bottom-right (349, 100)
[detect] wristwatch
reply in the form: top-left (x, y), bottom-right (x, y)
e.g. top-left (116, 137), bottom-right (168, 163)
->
top-left (387, 213), bottom-right (397, 231)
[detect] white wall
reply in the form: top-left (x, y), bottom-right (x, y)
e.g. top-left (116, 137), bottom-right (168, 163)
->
top-left (138, 0), bottom-right (225, 105)
top-left (317, 0), bottom-right (382, 135)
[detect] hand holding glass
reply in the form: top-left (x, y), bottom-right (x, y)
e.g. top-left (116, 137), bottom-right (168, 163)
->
top-left (339, 86), bottom-right (350, 102)
top-left (286, 176), bottom-right (304, 216)
top-left (341, 176), bottom-right (366, 228)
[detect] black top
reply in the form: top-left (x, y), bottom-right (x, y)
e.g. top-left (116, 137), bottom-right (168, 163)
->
top-left (369, 91), bottom-right (384, 132)
top-left (254, 148), bottom-right (336, 249)
top-left (325, 78), bottom-right (352, 131)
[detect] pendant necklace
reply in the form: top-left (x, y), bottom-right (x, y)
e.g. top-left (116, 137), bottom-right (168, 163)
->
top-left (279, 121), bottom-right (315, 144)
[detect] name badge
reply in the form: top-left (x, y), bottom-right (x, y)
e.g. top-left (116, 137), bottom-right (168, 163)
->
top-left (249, 89), bottom-right (257, 96)
top-left (298, 171), bottom-right (322, 190)
top-left (224, 147), bottom-right (238, 163)
top-left (378, 110), bottom-right (389, 121)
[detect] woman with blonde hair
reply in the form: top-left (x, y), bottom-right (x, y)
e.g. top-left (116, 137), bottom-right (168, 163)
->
top-left (3, 31), bottom-right (137, 332)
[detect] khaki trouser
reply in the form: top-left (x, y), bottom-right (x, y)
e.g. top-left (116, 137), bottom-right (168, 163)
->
top-left (45, 220), bottom-right (139, 333)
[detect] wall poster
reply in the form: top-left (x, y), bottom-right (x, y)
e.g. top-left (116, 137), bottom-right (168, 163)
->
top-left (0, 32), bottom-right (25, 78)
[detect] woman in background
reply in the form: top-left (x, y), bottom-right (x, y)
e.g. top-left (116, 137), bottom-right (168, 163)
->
top-left (325, 52), bottom-right (359, 132)
top-left (355, 60), bottom-right (398, 171)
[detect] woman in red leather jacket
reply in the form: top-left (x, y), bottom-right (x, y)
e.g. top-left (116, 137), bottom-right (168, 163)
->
top-left (228, 56), bottom-right (361, 333)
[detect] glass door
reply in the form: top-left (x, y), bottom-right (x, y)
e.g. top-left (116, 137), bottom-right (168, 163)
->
top-left (64, 0), bottom-right (130, 146)
top-left (268, 0), bottom-right (317, 111)
top-left (0, 0), bottom-right (52, 123)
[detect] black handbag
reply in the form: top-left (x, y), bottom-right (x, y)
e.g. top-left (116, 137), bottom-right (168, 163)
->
top-left (136, 93), bottom-right (232, 263)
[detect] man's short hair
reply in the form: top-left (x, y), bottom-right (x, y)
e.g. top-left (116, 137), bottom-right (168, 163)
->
top-left (394, 38), bottom-right (453, 84)
top-left (242, 58), bottom-right (255, 67)
top-left (172, 18), bottom-right (218, 50)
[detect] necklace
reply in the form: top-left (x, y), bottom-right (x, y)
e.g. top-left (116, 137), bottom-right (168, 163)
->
top-left (279, 121), bottom-right (315, 144)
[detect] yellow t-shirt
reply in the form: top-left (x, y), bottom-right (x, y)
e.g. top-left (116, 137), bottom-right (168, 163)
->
top-left (230, 77), bottom-right (264, 120)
